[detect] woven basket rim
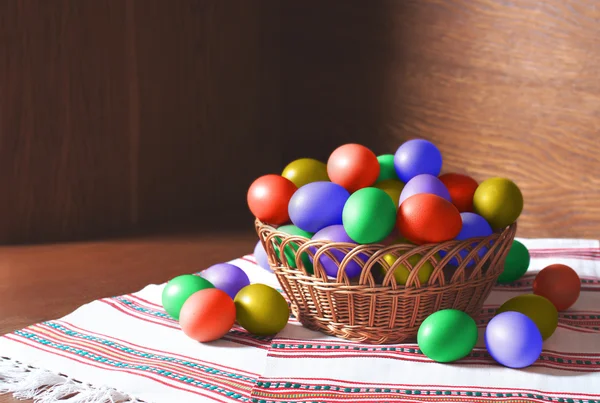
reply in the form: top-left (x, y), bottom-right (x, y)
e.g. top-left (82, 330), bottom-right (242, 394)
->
top-left (254, 218), bottom-right (517, 344)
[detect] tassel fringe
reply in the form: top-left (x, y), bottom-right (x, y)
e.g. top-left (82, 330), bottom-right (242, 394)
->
top-left (0, 357), bottom-right (142, 403)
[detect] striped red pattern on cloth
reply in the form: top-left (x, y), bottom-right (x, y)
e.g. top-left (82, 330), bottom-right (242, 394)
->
top-left (1, 237), bottom-right (599, 403)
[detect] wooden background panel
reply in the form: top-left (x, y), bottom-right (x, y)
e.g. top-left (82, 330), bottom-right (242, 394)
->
top-left (133, 0), bottom-right (281, 231)
top-left (1, 0), bottom-right (599, 244)
top-left (0, 0), bottom-right (280, 244)
top-left (279, 0), bottom-right (600, 238)
top-left (0, 0), bottom-right (133, 244)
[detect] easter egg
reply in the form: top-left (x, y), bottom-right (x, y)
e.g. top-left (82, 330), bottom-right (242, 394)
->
top-left (253, 240), bottom-right (271, 272)
top-left (381, 228), bottom-right (401, 245)
top-left (234, 284), bottom-right (289, 336)
top-left (327, 144), bottom-right (379, 192)
top-left (485, 311), bottom-right (542, 368)
top-left (273, 225), bottom-right (314, 273)
top-left (394, 139), bottom-right (443, 183)
top-left (382, 252), bottom-right (437, 286)
top-left (440, 212), bottom-right (493, 267)
top-left (310, 225), bottom-right (366, 278)
top-left (439, 173), bottom-right (479, 212)
top-left (342, 187), bottom-right (397, 244)
top-left (398, 174), bottom-right (451, 205)
top-left (533, 264), bottom-right (581, 311)
top-left (496, 294), bottom-right (558, 340)
top-left (417, 309), bottom-right (478, 363)
top-left (200, 263), bottom-right (250, 300)
top-left (473, 178), bottom-right (523, 230)
top-left (281, 158), bottom-right (329, 188)
top-left (396, 194), bottom-right (462, 245)
top-left (162, 274), bottom-right (215, 320)
top-left (247, 174), bottom-right (297, 225)
top-left (179, 288), bottom-right (236, 342)
top-left (497, 240), bottom-right (530, 283)
top-left (373, 179), bottom-right (405, 207)
top-left (376, 154), bottom-right (398, 182)
top-left (288, 181), bottom-right (349, 233)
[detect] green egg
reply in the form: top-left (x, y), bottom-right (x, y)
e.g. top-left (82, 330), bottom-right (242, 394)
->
top-left (376, 154), bottom-right (398, 183)
top-left (342, 187), bottom-right (396, 244)
top-left (273, 224), bottom-right (314, 273)
top-left (161, 274), bottom-right (214, 320)
top-left (417, 309), bottom-right (478, 363)
top-left (497, 240), bottom-right (530, 283)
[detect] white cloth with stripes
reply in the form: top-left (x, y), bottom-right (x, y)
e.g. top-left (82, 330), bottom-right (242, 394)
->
top-left (0, 237), bottom-right (599, 403)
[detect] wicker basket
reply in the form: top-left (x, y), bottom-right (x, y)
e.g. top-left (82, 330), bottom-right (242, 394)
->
top-left (255, 219), bottom-right (516, 344)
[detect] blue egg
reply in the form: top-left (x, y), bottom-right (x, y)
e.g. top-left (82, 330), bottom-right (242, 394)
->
top-left (394, 139), bottom-right (443, 183)
top-left (288, 181), bottom-right (350, 233)
top-left (309, 225), bottom-right (367, 279)
top-left (485, 311), bottom-right (542, 368)
top-left (253, 240), bottom-right (271, 272)
top-left (440, 212), bottom-right (493, 267)
top-left (399, 174), bottom-right (451, 206)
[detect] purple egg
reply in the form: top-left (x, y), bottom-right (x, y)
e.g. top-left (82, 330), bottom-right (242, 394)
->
top-left (200, 263), bottom-right (250, 299)
top-left (485, 311), bottom-right (542, 368)
top-left (310, 225), bottom-right (367, 278)
top-left (394, 139), bottom-right (443, 183)
top-left (288, 181), bottom-right (350, 233)
top-left (440, 212), bottom-right (493, 267)
top-left (398, 174), bottom-right (451, 205)
top-left (253, 240), bottom-right (271, 272)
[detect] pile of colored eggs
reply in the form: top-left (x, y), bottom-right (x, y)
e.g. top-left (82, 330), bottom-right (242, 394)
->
top-left (247, 139), bottom-right (524, 280)
top-left (161, 262), bottom-right (289, 342)
top-left (417, 259), bottom-right (581, 369)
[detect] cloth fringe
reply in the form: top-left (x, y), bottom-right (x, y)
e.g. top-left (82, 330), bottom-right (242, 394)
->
top-left (0, 357), bottom-right (142, 403)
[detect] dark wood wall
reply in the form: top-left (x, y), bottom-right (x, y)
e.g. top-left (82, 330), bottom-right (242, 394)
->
top-left (0, 0), bottom-right (281, 243)
top-left (1, 0), bottom-right (599, 244)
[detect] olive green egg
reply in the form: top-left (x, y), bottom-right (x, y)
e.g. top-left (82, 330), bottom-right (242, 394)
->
top-left (417, 309), bottom-right (478, 363)
top-left (473, 177), bottom-right (523, 230)
top-left (234, 284), bottom-right (290, 336)
top-left (496, 294), bottom-right (558, 340)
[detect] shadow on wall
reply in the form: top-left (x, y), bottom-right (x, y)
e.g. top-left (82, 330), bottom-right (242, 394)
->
top-left (277, 2), bottom-right (400, 162)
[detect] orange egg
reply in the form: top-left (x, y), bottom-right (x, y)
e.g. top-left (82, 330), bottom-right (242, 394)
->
top-left (396, 193), bottom-right (462, 245)
top-left (179, 289), bottom-right (236, 342)
top-left (439, 173), bottom-right (478, 213)
top-left (533, 264), bottom-right (581, 311)
top-left (327, 144), bottom-right (379, 193)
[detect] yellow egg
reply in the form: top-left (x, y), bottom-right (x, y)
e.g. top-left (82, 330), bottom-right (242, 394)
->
top-left (473, 177), bottom-right (523, 230)
top-left (373, 179), bottom-right (405, 207)
top-left (281, 158), bottom-right (329, 188)
top-left (382, 252), bottom-right (438, 285)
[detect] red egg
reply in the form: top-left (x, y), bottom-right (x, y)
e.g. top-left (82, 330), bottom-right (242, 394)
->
top-left (247, 174), bottom-right (297, 225)
top-left (439, 173), bottom-right (479, 213)
top-left (533, 264), bottom-right (581, 311)
top-left (396, 193), bottom-right (462, 245)
top-left (179, 289), bottom-right (236, 342)
top-left (327, 144), bottom-right (379, 193)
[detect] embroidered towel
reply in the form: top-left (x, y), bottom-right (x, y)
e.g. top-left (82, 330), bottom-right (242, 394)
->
top-left (1, 238), bottom-right (599, 403)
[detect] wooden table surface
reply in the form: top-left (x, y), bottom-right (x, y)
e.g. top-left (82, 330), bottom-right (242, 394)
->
top-left (0, 230), bottom-right (258, 403)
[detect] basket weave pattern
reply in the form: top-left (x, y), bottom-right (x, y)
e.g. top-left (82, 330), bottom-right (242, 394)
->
top-left (256, 219), bottom-right (517, 344)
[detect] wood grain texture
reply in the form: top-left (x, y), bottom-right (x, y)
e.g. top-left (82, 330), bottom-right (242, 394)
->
top-left (0, 230), bottom-right (257, 403)
top-left (2, 0), bottom-right (600, 244)
top-left (0, 0), bottom-right (132, 244)
top-left (0, 0), bottom-right (279, 244)
top-left (279, 0), bottom-right (600, 238)
top-left (133, 0), bottom-right (281, 231)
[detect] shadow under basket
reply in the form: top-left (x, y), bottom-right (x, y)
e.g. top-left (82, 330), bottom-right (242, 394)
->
top-left (255, 219), bottom-right (516, 344)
